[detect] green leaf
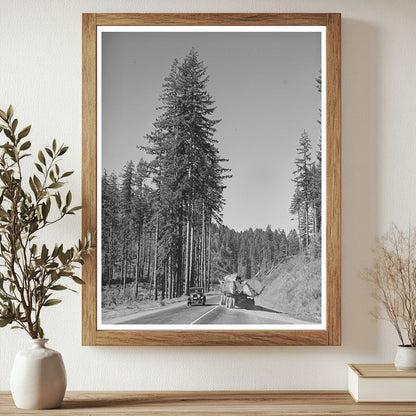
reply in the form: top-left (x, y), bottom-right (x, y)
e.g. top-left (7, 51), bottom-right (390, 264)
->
top-left (38, 325), bottom-right (44, 339)
top-left (61, 171), bottom-right (74, 178)
top-left (50, 285), bottom-right (68, 291)
top-left (45, 148), bottom-right (53, 158)
top-left (69, 206), bottom-right (82, 213)
top-left (52, 139), bottom-right (57, 152)
top-left (58, 146), bottom-right (68, 156)
top-left (0, 109), bottom-right (7, 121)
top-left (58, 250), bottom-right (66, 264)
top-left (43, 299), bottom-right (62, 307)
top-left (6, 105), bottom-right (14, 121)
top-left (49, 182), bottom-right (64, 189)
top-left (20, 140), bottom-right (31, 151)
top-left (29, 177), bottom-right (37, 196)
top-left (31, 244), bottom-right (38, 256)
top-left (3, 129), bottom-right (12, 140)
top-left (11, 118), bottom-right (18, 133)
top-left (71, 276), bottom-right (85, 285)
top-left (51, 244), bottom-right (59, 258)
top-left (34, 163), bottom-right (43, 173)
top-left (33, 175), bottom-right (43, 192)
top-left (55, 192), bottom-right (62, 208)
top-left (65, 191), bottom-right (72, 207)
top-left (41, 202), bottom-right (50, 220)
top-left (38, 150), bottom-right (46, 165)
top-left (0, 317), bottom-right (13, 327)
top-left (18, 125), bottom-right (31, 140)
top-left (41, 244), bottom-right (48, 262)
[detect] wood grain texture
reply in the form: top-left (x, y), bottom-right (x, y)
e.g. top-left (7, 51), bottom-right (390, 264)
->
top-left (1, 391), bottom-right (416, 415)
top-left (95, 13), bottom-right (330, 26)
top-left (82, 13), bottom-right (342, 346)
top-left (92, 329), bottom-right (328, 347)
top-left (326, 13), bottom-right (342, 346)
top-left (350, 364), bottom-right (416, 378)
top-left (82, 13), bottom-right (98, 346)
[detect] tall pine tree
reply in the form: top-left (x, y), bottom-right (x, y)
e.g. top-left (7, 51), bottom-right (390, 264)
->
top-left (292, 130), bottom-right (313, 249)
top-left (142, 48), bottom-right (230, 296)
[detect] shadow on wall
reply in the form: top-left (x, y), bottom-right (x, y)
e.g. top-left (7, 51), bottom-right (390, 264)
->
top-left (341, 19), bottom-right (381, 356)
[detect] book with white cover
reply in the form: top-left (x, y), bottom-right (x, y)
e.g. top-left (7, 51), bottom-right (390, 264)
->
top-left (348, 364), bottom-right (416, 402)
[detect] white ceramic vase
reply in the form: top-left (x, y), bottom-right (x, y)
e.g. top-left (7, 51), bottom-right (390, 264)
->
top-left (10, 339), bottom-right (67, 409)
top-left (394, 346), bottom-right (416, 371)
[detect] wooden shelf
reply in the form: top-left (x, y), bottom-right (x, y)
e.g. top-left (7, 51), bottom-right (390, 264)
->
top-left (2, 391), bottom-right (416, 415)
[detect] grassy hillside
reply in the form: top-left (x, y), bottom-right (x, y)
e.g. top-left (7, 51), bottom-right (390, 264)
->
top-left (254, 255), bottom-right (321, 323)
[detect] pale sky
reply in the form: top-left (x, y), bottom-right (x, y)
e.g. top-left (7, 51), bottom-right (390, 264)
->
top-left (102, 31), bottom-right (321, 233)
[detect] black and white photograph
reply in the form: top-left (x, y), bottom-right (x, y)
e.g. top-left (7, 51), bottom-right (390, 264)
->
top-left (98, 27), bottom-right (326, 329)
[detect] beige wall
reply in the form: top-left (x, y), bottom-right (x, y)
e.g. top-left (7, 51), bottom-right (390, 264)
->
top-left (1, 0), bottom-right (415, 390)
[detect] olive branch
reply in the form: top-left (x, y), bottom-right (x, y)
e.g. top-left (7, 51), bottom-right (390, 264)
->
top-left (0, 105), bottom-right (94, 338)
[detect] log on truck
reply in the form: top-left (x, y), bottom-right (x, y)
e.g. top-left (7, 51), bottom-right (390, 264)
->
top-left (219, 273), bottom-right (256, 309)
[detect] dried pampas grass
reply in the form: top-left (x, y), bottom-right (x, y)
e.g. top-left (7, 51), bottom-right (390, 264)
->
top-left (363, 224), bottom-right (416, 346)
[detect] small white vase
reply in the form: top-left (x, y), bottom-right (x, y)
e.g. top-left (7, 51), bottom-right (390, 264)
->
top-left (394, 345), bottom-right (416, 371)
top-left (10, 339), bottom-right (67, 409)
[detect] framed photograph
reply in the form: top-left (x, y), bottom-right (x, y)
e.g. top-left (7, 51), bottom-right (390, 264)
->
top-left (82, 13), bottom-right (341, 346)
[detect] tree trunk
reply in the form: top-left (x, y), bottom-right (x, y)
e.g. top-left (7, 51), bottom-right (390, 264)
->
top-left (134, 230), bottom-right (141, 299)
top-left (153, 215), bottom-right (159, 301)
top-left (139, 230), bottom-right (145, 281)
top-left (146, 231), bottom-right (151, 283)
top-left (176, 220), bottom-right (183, 297)
top-left (184, 208), bottom-right (190, 296)
top-left (196, 230), bottom-right (201, 287)
top-left (109, 264), bottom-right (113, 288)
top-left (305, 199), bottom-right (310, 248)
top-left (297, 210), bottom-right (303, 254)
top-left (162, 259), bottom-right (166, 300)
top-left (167, 254), bottom-right (172, 299)
top-left (107, 225), bottom-right (113, 287)
top-left (122, 255), bottom-right (127, 292)
top-left (207, 221), bottom-right (212, 291)
top-left (189, 206), bottom-right (194, 290)
top-left (201, 203), bottom-right (206, 290)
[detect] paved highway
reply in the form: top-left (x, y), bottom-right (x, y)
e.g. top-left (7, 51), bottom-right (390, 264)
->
top-left (117, 294), bottom-right (312, 325)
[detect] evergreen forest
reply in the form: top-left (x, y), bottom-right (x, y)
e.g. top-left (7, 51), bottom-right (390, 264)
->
top-left (101, 48), bottom-right (322, 307)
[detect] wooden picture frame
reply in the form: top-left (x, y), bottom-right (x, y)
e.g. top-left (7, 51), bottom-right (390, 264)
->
top-left (82, 13), bottom-right (341, 346)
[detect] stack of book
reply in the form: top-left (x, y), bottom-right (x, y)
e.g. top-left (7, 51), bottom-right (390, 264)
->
top-left (348, 364), bottom-right (416, 402)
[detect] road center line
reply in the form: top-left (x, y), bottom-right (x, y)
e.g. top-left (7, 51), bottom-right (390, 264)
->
top-left (191, 305), bottom-right (219, 325)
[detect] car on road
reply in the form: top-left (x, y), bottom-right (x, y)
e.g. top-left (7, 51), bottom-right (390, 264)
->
top-left (187, 287), bottom-right (206, 306)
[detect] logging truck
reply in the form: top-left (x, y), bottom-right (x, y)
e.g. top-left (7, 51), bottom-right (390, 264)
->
top-left (219, 273), bottom-right (255, 309)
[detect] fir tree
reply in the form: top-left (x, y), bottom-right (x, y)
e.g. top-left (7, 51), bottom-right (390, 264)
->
top-left (292, 130), bottom-right (313, 249)
top-left (142, 48), bottom-right (230, 296)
